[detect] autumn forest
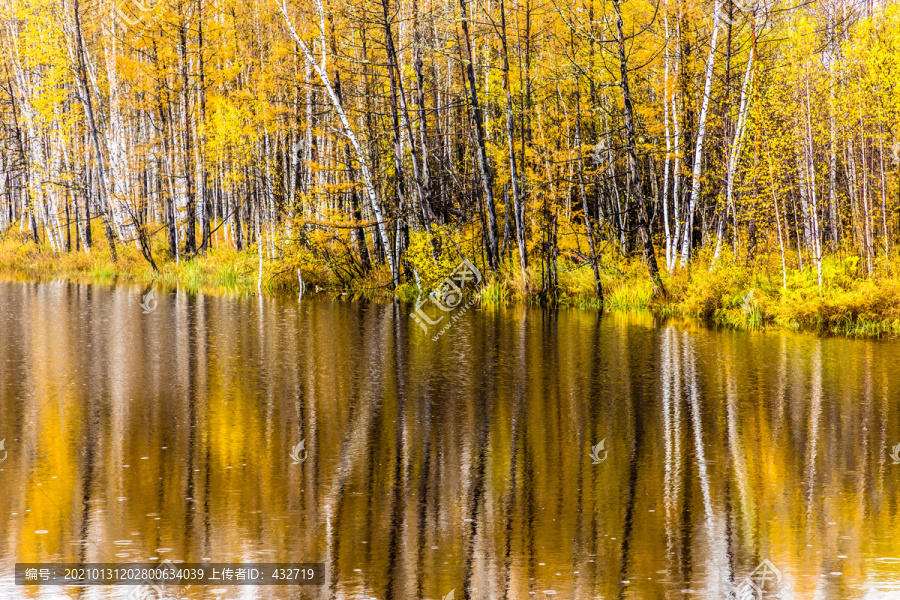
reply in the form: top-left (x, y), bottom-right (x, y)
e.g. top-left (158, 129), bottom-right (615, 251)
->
top-left (1, 0), bottom-right (899, 332)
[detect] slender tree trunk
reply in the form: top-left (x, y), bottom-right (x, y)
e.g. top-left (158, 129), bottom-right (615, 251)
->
top-left (179, 22), bottom-right (197, 255)
top-left (857, 80), bottom-right (873, 275)
top-left (612, 0), bottom-right (666, 295)
top-left (680, 1), bottom-right (724, 267)
top-left (412, 0), bottom-right (436, 227)
top-left (198, 0), bottom-right (212, 251)
top-left (803, 61), bottom-right (823, 287)
top-left (671, 18), bottom-right (683, 271)
top-left (278, 0), bottom-right (398, 286)
top-left (458, 0), bottom-right (499, 269)
top-left (500, 0), bottom-right (528, 283)
top-left (662, 5), bottom-right (674, 270)
top-left (877, 122), bottom-right (889, 259)
top-left (828, 59), bottom-right (839, 250)
top-left (70, 0), bottom-right (117, 261)
top-left (152, 46), bottom-right (179, 258)
top-left (766, 144), bottom-right (787, 290)
top-left (379, 0), bottom-right (412, 274)
top-left (5, 70), bottom-right (38, 244)
top-left (575, 81), bottom-right (603, 300)
top-left (712, 45), bottom-right (754, 269)
top-left (380, 0), bottom-right (432, 238)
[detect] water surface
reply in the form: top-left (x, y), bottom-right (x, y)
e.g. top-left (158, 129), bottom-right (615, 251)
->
top-left (1, 279), bottom-right (899, 599)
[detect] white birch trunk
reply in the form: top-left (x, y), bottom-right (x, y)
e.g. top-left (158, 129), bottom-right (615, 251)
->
top-left (712, 47), bottom-right (755, 268)
top-left (662, 5), bottom-right (673, 269)
top-left (278, 0), bottom-right (398, 286)
top-left (802, 62), bottom-right (823, 287)
top-left (671, 20), bottom-right (683, 271)
top-left (679, 6), bottom-right (724, 267)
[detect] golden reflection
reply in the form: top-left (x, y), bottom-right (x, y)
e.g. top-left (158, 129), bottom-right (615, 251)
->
top-left (0, 281), bottom-right (899, 599)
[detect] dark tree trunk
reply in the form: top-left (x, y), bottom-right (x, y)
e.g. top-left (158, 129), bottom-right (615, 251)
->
top-left (197, 0), bottom-right (212, 252)
top-left (575, 82), bottom-right (604, 301)
top-left (179, 23), bottom-right (196, 255)
top-left (72, 0), bottom-right (116, 261)
top-left (613, 0), bottom-right (666, 295)
top-left (459, 0), bottom-right (499, 269)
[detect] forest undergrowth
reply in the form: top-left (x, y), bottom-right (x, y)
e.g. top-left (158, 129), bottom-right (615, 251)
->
top-left (3, 227), bottom-right (899, 339)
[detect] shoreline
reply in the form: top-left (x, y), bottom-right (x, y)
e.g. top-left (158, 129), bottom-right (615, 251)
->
top-left (3, 237), bottom-right (899, 339)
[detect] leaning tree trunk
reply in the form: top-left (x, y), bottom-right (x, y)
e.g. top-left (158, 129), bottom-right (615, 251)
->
top-left (278, 0), bottom-right (398, 287)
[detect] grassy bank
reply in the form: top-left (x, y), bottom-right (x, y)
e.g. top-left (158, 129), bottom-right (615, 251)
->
top-left (3, 229), bottom-right (900, 338)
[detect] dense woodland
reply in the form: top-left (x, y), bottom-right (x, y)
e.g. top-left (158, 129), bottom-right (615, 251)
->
top-left (0, 0), bottom-right (898, 300)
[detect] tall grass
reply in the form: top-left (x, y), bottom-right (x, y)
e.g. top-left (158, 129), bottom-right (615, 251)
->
top-left (4, 225), bottom-right (900, 337)
top-left (479, 279), bottom-right (510, 307)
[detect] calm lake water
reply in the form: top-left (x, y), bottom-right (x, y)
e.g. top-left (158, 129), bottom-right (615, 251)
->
top-left (1, 279), bottom-right (899, 599)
